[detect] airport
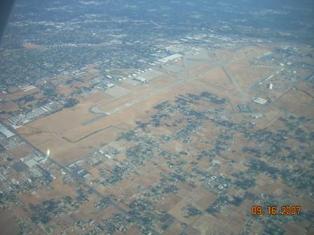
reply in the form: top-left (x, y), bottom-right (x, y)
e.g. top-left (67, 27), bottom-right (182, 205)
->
top-left (0, 1), bottom-right (313, 234)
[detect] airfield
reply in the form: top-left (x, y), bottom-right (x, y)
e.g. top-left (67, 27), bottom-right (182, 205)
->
top-left (18, 45), bottom-right (274, 165)
top-left (11, 44), bottom-right (314, 234)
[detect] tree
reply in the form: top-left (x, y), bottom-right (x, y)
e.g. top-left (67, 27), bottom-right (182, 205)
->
top-left (64, 98), bottom-right (79, 108)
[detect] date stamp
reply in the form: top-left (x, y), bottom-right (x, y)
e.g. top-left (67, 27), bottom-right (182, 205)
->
top-left (251, 205), bottom-right (302, 216)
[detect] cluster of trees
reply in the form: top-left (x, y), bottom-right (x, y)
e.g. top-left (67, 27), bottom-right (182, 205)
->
top-left (64, 98), bottom-right (79, 108)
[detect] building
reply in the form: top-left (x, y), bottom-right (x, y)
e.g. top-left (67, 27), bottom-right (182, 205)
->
top-left (106, 83), bottom-right (115, 88)
top-left (237, 104), bottom-right (251, 113)
top-left (0, 123), bottom-right (15, 138)
top-left (133, 77), bottom-right (147, 83)
top-left (158, 54), bottom-right (183, 64)
top-left (253, 97), bottom-right (268, 105)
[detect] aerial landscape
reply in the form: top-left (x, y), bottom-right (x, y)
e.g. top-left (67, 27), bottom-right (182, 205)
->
top-left (0, 0), bottom-right (313, 234)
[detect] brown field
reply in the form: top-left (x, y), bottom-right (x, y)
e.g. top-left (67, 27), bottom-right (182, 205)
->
top-left (7, 143), bottom-right (34, 159)
top-left (0, 209), bottom-right (20, 235)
